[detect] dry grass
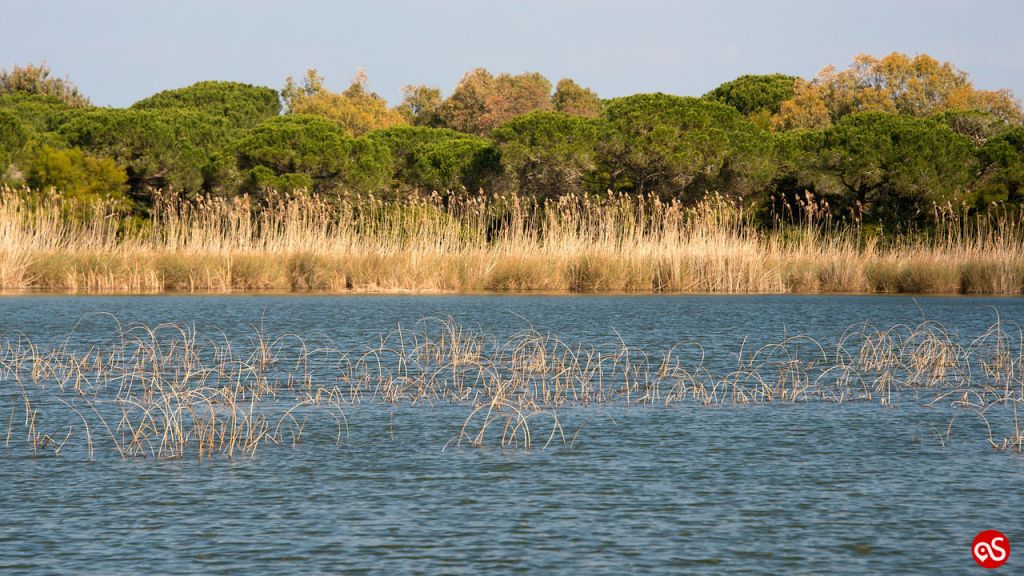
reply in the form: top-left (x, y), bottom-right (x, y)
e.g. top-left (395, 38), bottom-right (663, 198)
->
top-left (2, 314), bottom-right (1022, 458)
top-left (1, 188), bottom-right (1023, 294)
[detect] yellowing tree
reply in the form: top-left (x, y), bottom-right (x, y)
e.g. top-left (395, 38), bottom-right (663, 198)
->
top-left (282, 68), bottom-right (407, 136)
top-left (773, 52), bottom-right (1024, 130)
top-left (398, 85), bottom-right (443, 126)
top-left (438, 68), bottom-right (553, 135)
top-left (0, 63), bottom-right (91, 107)
top-left (773, 79), bottom-right (832, 131)
top-left (552, 78), bottom-right (602, 117)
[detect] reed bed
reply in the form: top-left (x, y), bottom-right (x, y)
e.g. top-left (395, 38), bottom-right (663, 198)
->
top-left (1, 315), bottom-right (1021, 458)
top-left (1, 188), bottom-right (1023, 294)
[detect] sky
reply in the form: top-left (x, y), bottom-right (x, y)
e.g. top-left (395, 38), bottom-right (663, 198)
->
top-left (2, 0), bottom-right (1023, 108)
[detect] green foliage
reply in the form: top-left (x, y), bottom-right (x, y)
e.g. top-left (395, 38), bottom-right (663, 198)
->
top-left (934, 109), bottom-right (1012, 145)
top-left (810, 112), bottom-right (976, 221)
top-left (59, 108), bottom-right (235, 200)
top-left (367, 125), bottom-right (499, 192)
top-left (0, 110), bottom-right (29, 170)
top-left (131, 81), bottom-right (281, 128)
top-left (234, 115), bottom-right (392, 195)
top-left (0, 93), bottom-right (84, 136)
top-left (492, 111), bottom-right (600, 197)
top-left (367, 125), bottom-right (468, 187)
top-left (25, 144), bottom-right (128, 201)
top-left (974, 127), bottom-right (1024, 205)
top-left (598, 93), bottom-right (775, 198)
top-left (705, 74), bottom-right (797, 115)
top-left (0, 57), bottom-right (1021, 233)
top-left (406, 136), bottom-right (499, 192)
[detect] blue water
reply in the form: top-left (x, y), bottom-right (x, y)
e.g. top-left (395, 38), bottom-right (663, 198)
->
top-left (0, 295), bottom-right (1022, 574)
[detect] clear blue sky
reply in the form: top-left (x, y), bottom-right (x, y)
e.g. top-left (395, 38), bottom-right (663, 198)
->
top-left (3, 0), bottom-right (1022, 107)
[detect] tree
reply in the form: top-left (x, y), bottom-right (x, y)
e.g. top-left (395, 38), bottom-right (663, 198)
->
top-left (366, 125), bottom-right (498, 192)
top-left (0, 64), bottom-right (90, 108)
top-left (438, 68), bottom-right (553, 135)
top-left (552, 78), bottom-right (601, 118)
top-left (233, 115), bottom-right (392, 195)
top-left (705, 74), bottom-right (797, 116)
top-left (282, 68), bottom-right (406, 136)
top-left (0, 93), bottom-right (82, 135)
top-left (59, 108), bottom-right (236, 200)
top-left (808, 112), bottom-right (976, 222)
top-left (368, 125), bottom-right (465, 187)
top-left (25, 144), bottom-right (128, 201)
top-left (0, 110), bottom-right (29, 173)
top-left (491, 111), bottom-right (600, 197)
top-left (773, 52), bottom-right (1024, 129)
top-left (973, 127), bottom-right (1024, 205)
top-left (597, 93), bottom-right (775, 199)
top-left (132, 81), bottom-right (281, 128)
top-left (772, 79), bottom-right (832, 131)
top-left (397, 85), bottom-right (443, 126)
top-left (935, 109), bottom-right (1012, 146)
top-left (406, 137), bottom-right (499, 192)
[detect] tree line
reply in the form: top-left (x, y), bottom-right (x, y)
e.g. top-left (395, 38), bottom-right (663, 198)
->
top-left (1, 52), bottom-right (1023, 227)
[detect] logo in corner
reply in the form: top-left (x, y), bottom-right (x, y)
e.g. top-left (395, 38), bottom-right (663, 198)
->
top-left (973, 530), bottom-right (1010, 569)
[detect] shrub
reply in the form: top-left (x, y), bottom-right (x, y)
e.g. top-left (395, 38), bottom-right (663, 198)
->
top-left (25, 144), bottom-right (128, 201)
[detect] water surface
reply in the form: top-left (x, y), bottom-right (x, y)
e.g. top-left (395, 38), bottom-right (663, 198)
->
top-left (0, 295), bottom-right (1021, 574)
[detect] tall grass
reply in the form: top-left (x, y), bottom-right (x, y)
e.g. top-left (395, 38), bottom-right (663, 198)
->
top-left (1, 187), bottom-right (1023, 294)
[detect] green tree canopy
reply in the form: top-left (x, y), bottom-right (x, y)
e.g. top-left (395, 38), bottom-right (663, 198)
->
top-left (234, 115), bottom-right (392, 195)
top-left (367, 125), bottom-right (471, 188)
top-left (934, 109), bottom-right (1012, 146)
top-left (808, 112), bottom-right (976, 221)
top-left (597, 93), bottom-right (775, 199)
top-left (705, 74), bottom-right (797, 115)
top-left (59, 108), bottom-right (236, 200)
top-left (492, 111), bottom-right (601, 197)
top-left (132, 81), bottom-right (281, 128)
top-left (406, 138), bottom-right (498, 193)
top-left (974, 127), bottom-right (1024, 205)
top-left (0, 110), bottom-right (30, 171)
top-left (0, 93), bottom-right (84, 136)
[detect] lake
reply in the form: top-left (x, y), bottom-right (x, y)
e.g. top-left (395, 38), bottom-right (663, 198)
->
top-left (0, 294), bottom-right (1021, 574)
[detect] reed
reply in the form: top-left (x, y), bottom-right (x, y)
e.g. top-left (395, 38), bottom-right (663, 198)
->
top-left (1, 314), bottom-right (1022, 458)
top-left (1, 188), bottom-right (1023, 294)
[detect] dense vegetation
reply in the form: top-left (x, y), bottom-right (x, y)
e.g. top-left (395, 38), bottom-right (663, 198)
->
top-left (1, 54), bottom-right (1023, 229)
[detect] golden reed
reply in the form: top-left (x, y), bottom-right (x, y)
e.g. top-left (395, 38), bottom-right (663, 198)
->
top-left (1, 187), bottom-right (1022, 294)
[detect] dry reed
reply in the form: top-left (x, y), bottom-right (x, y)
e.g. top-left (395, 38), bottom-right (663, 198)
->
top-left (1, 188), bottom-right (1023, 294)
top-left (2, 314), bottom-right (1022, 458)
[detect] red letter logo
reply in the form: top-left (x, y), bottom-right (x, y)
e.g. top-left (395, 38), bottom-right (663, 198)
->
top-left (973, 530), bottom-right (1011, 569)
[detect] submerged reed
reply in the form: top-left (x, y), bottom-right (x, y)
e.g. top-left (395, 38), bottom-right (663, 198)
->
top-left (1, 188), bottom-right (1022, 294)
top-left (1, 314), bottom-right (1021, 458)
